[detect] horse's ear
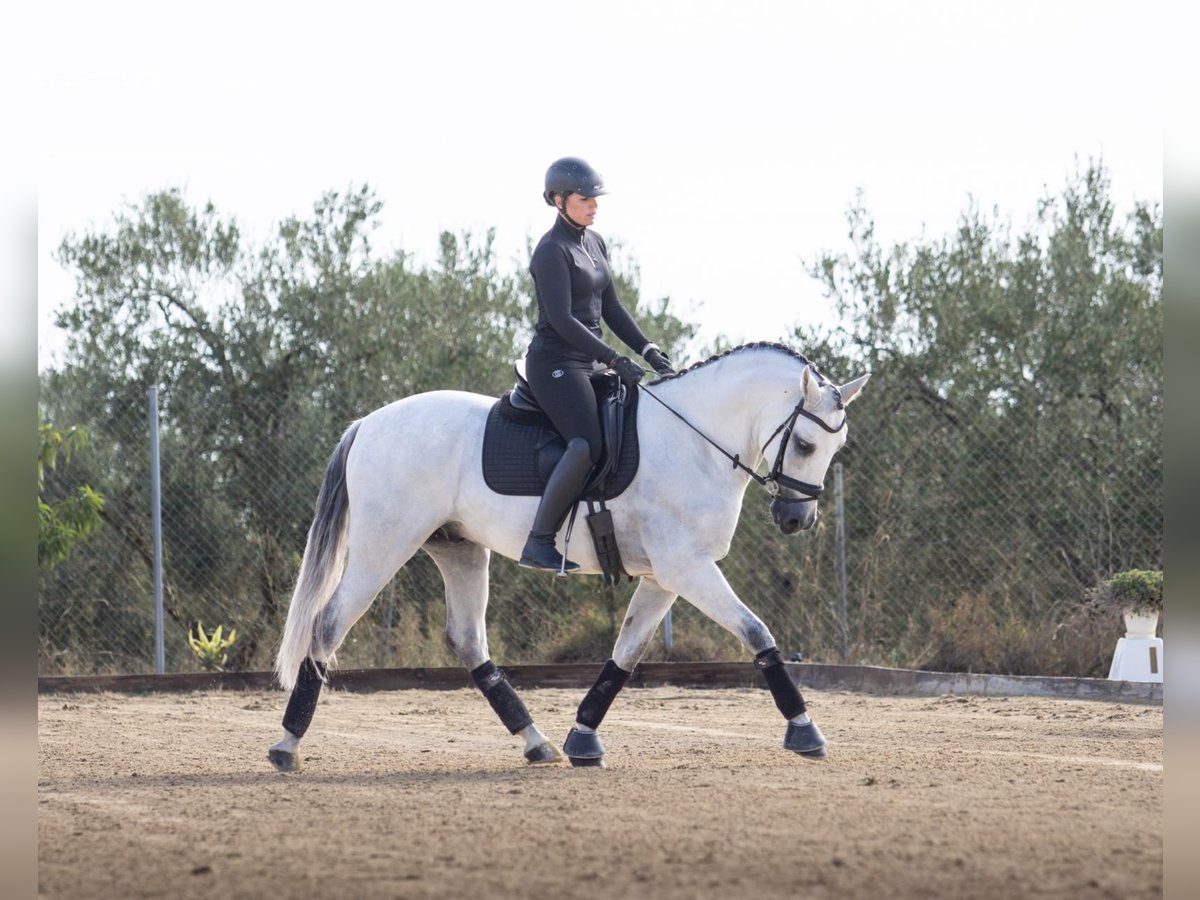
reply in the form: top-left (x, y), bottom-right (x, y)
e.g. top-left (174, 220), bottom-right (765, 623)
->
top-left (838, 373), bottom-right (871, 406)
top-left (802, 365), bottom-right (823, 407)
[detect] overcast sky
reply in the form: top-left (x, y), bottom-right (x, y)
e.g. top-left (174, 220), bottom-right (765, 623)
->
top-left (36, 0), bottom-right (1167, 371)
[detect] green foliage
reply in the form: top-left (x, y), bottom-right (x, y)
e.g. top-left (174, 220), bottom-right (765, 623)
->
top-left (38, 423), bottom-right (104, 571)
top-left (783, 162), bottom-right (1162, 667)
top-left (187, 621), bottom-right (238, 671)
top-left (38, 423), bottom-right (88, 490)
top-left (1089, 569), bottom-right (1163, 613)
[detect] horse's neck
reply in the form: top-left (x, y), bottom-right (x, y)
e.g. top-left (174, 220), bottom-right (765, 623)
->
top-left (651, 356), bottom-right (795, 467)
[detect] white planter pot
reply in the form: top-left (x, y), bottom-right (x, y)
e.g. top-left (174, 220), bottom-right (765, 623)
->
top-left (1123, 609), bottom-right (1160, 638)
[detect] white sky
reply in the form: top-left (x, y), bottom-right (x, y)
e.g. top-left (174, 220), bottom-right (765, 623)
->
top-left (35, 0), bottom-right (1168, 371)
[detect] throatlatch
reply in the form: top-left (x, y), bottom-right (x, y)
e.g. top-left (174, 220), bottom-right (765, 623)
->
top-left (576, 659), bottom-right (633, 729)
top-left (754, 647), bottom-right (807, 719)
top-left (471, 661), bottom-right (534, 735)
top-left (282, 657), bottom-right (327, 739)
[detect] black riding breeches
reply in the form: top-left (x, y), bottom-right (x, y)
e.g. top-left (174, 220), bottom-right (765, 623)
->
top-left (524, 350), bottom-right (603, 466)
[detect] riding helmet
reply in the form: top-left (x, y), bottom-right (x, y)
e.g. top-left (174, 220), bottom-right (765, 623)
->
top-left (543, 157), bottom-right (607, 206)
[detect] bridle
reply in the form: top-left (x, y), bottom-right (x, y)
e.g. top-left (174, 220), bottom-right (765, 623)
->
top-left (759, 391), bottom-right (846, 500)
top-left (639, 381), bottom-right (845, 503)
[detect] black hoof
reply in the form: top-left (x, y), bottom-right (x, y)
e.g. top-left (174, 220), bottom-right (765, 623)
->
top-left (783, 720), bottom-right (827, 759)
top-left (524, 741), bottom-right (563, 764)
top-left (268, 748), bottom-right (300, 773)
top-left (563, 726), bottom-right (606, 766)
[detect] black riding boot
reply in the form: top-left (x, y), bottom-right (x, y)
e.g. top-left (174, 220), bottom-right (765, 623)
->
top-left (519, 437), bottom-right (594, 572)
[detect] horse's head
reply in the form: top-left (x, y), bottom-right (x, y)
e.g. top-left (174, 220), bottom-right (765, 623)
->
top-left (768, 365), bottom-right (869, 534)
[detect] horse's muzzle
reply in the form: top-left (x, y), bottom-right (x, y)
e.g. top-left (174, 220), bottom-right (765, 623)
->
top-left (771, 497), bottom-right (818, 534)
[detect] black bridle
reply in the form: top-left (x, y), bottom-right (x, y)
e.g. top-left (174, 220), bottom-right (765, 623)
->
top-left (639, 383), bottom-right (845, 502)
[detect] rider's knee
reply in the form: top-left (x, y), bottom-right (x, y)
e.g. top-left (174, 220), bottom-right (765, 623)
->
top-left (566, 436), bottom-right (601, 466)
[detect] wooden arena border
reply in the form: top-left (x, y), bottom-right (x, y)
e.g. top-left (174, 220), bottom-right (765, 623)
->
top-left (38, 662), bottom-right (1162, 705)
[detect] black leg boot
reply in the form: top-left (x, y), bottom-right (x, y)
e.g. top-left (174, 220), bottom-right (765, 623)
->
top-left (519, 437), bottom-right (594, 572)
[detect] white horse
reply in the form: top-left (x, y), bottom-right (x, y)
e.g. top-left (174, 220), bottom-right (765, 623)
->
top-left (270, 342), bottom-right (868, 771)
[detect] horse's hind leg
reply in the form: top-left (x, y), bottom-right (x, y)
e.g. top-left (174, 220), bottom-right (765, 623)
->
top-left (268, 656), bottom-right (327, 772)
top-left (562, 577), bottom-right (677, 767)
top-left (423, 534), bottom-right (561, 765)
top-left (269, 531), bottom-right (427, 772)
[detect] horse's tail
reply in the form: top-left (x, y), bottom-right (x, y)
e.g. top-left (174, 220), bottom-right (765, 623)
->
top-left (275, 420), bottom-right (362, 691)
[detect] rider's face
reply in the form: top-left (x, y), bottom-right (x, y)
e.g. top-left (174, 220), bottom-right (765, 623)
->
top-left (558, 193), bottom-right (598, 227)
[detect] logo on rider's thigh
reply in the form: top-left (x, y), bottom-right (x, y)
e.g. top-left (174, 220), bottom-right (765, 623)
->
top-left (552, 369), bottom-right (564, 378)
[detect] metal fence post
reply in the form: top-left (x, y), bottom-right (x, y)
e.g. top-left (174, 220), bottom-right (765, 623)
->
top-left (149, 387), bottom-right (165, 674)
top-left (834, 462), bottom-right (848, 662)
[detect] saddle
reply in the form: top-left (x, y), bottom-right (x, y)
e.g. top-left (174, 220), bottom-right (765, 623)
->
top-left (481, 360), bottom-right (641, 583)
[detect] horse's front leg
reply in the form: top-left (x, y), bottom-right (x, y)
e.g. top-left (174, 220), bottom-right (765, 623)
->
top-left (563, 577), bottom-right (677, 767)
top-left (651, 557), bottom-right (827, 759)
top-left (424, 535), bottom-right (560, 765)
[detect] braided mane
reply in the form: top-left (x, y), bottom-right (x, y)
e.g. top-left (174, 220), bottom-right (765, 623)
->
top-left (653, 341), bottom-right (842, 406)
top-left (654, 341), bottom-right (815, 382)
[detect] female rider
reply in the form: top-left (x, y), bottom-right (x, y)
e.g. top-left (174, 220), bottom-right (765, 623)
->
top-left (519, 157), bottom-right (675, 572)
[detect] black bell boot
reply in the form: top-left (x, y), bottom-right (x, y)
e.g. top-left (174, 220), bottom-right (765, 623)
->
top-left (519, 437), bottom-right (594, 572)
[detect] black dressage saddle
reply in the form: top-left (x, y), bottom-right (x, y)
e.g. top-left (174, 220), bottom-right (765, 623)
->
top-left (481, 360), bottom-right (640, 500)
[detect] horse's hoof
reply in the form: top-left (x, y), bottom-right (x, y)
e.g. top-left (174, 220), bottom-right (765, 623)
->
top-left (563, 726), bottom-right (606, 767)
top-left (268, 748), bottom-right (301, 773)
top-left (524, 741), bottom-right (563, 765)
top-left (568, 755), bottom-right (607, 768)
top-left (783, 720), bottom-right (827, 759)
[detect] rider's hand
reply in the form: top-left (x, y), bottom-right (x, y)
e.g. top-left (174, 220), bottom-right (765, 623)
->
top-left (643, 345), bottom-right (675, 376)
top-left (611, 356), bottom-right (645, 387)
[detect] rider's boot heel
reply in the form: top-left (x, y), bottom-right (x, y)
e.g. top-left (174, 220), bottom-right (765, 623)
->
top-left (520, 531), bottom-right (577, 572)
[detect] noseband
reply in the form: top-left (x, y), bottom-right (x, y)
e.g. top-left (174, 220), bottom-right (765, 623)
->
top-left (639, 384), bottom-right (845, 502)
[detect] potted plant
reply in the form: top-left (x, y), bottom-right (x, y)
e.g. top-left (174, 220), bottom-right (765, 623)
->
top-left (1090, 570), bottom-right (1163, 637)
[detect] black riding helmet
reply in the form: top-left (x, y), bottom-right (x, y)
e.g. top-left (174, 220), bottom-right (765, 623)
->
top-left (543, 157), bottom-right (607, 207)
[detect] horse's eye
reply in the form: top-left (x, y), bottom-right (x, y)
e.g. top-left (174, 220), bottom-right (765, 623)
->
top-left (794, 438), bottom-right (815, 456)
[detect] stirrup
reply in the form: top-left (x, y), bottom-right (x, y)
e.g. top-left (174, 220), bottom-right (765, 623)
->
top-left (518, 555), bottom-right (580, 574)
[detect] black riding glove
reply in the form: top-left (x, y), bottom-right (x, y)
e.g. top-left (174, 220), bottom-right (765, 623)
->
top-left (643, 345), bottom-right (675, 376)
top-left (611, 356), bottom-right (645, 387)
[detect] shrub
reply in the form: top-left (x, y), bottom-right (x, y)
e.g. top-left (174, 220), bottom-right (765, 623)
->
top-left (1089, 570), bottom-right (1163, 614)
top-left (912, 592), bottom-right (1116, 677)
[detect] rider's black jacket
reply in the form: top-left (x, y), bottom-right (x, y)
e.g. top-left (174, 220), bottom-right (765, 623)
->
top-left (528, 215), bottom-right (649, 364)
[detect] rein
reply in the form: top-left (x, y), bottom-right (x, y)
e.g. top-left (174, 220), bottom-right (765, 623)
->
top-left (639, 382), bottom-right (845, 502)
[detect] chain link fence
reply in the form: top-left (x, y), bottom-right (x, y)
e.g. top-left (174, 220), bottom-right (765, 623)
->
top-left (38, 369), bottom-right (1162, 679)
